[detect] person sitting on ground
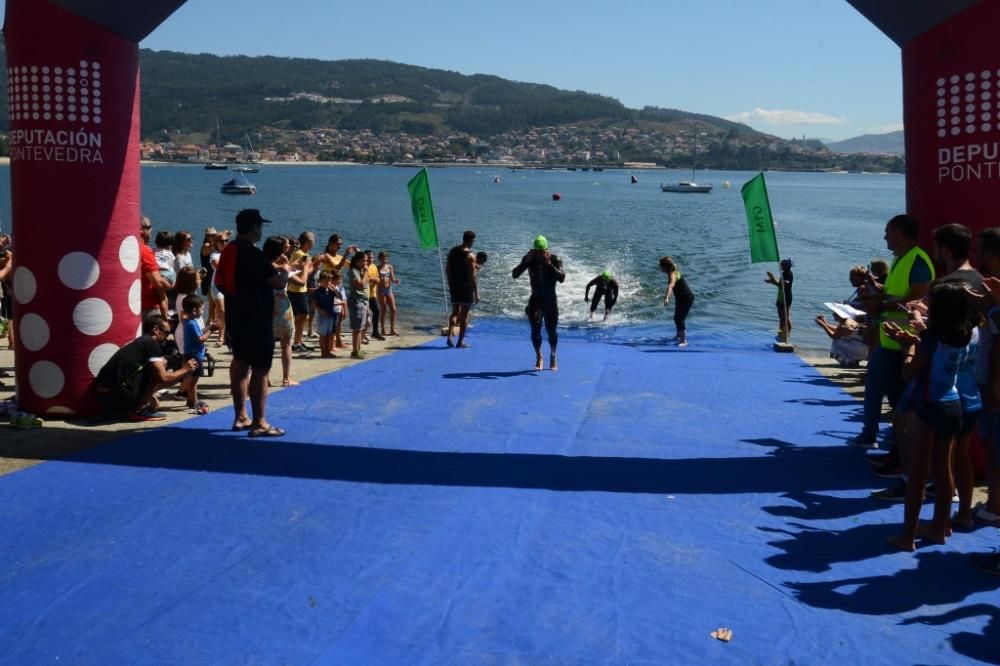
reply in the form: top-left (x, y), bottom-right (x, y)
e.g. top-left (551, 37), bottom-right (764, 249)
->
top-left (585, 270), bottom-right (620, 321)
top-left (815, 313), bottom-right (861, 340)
top-left (93, 314), bottom-right (197, 421)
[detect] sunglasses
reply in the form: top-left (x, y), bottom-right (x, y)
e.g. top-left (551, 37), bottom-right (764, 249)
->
top-left (140, 224), bottom-right (152, 230)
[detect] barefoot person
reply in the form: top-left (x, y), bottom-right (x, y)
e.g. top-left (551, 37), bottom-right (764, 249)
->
top-left (658, 256), bottom-right (694, 347)
top-left (445, 230), bottom-right (478, 348)
top-left (884, 281), bottom-right (981, 551)
top-left (584, 270), bottom-right (619, 321)
top-left (512, 235), bottom-right (565, 370)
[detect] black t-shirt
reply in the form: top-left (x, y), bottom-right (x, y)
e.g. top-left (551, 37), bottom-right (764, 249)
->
top-left (446, 245), bottom-right (474, 291)
top-left (95, 335), bottom-right (162, 391)
top-left (225, 239), bottom-right (277, 325)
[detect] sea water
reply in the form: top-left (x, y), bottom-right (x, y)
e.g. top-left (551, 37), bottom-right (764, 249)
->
top-left (0, 165), bottom-right (904, 351)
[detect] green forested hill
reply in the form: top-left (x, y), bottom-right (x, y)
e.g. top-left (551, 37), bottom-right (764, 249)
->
top-left (138, 50), bottom-right (764, 141)
top-left (0, 45), bottom-right (761, 142)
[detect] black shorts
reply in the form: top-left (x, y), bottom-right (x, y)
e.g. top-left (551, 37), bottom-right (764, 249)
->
top-left (915, 400), bottom-right (963, 439)
top-left (288, 291), bottom-right (309, 316)
top-left (229, 328), bottom-right (275, 369)
top-left (961, 409), bottom-right (981, 437)
top-left (449, 285), bottom-right (476, 306)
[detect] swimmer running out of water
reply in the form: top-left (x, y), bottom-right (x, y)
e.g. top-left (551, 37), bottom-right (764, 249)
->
top-left (512, 235), bottom-right (565, 370)
top-left (585, 270), bottom-right (619, 321)
top-left (659, 256), bottom-right (694, 347)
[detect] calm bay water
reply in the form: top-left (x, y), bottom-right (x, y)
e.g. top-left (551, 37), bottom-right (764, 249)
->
top-left (0, 164), bottom-right (904, 351)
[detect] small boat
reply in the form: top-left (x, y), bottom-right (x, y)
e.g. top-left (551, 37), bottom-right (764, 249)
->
top-left (660, 181), bottom-right (713, 193)
top-left (661, 133), bottom-right (712, 193)
top-left (220, 174), bottom-right (256, 195)
top-left (231, 165), bottom-right (259, 173)
top-left (204, 162), bottom-right (228, 170)
top-left (631, 174), bottom-right (639, 184)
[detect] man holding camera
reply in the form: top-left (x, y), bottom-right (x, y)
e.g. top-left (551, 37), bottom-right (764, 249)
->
top-left (94, 314), bottom-right (198, 421)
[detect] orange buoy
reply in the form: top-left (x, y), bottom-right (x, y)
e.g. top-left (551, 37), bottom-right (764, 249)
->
top-left (552, 193), bottom-right (561, 201)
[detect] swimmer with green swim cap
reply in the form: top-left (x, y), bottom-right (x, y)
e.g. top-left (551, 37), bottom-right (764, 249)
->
top-left (585, 270), bottom-right (620, 321)
top-left (513, 234), bottom-right (565, 370)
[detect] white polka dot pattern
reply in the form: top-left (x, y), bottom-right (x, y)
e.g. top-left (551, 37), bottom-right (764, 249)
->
top-left (119, 236), bottom-right (140, 272)
top-left (72, 298), bottom-right (113, 336)
top-left (29, 361), bottom-right (65, 399)
top-left (13, 266), bottom-right (37, 304)
top-left (937, 70), bottom-right (997, 138)
top-left (88, 343), bottom-right (119, 377)
top-left (7, 60), bottom-right (102, 125)
top-left (19, 313), bottom-right (50, 351)
top-left (58, 251), bottom-right (100, 290)
top-left (128, 279), bottom-right (142, 315)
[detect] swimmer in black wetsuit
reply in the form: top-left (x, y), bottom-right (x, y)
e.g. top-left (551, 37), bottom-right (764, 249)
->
top-left (512, 235), bottom-right (565, 370)
top-left (585, 270), bottom-right (620, 321)
top-left (659, 256), bottom-right (694, 347)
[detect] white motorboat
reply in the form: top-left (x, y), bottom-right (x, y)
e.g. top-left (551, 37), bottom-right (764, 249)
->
top-left (660, 180), bottom-right (713, 193)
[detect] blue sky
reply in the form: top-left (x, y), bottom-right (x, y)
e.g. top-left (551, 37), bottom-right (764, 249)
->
top-left (11, 0), bottom-right (904, 141)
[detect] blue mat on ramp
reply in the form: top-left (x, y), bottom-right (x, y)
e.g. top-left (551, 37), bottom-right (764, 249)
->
top-left (1, 319), bottom-right (999, 664)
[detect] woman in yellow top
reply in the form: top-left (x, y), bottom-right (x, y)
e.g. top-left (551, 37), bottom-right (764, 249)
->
top-left (365, 250), bottom-right (385, 340)
top-left (316, 234), bottom-right (359, 347)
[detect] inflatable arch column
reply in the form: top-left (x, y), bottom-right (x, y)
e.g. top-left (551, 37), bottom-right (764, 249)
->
top-left (3, 0), bottom-right (185, 416)
top-left (849, 0), bottom-right (1000, 241)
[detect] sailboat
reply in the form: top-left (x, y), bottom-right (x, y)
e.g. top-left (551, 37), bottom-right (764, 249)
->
top-left (231, 133), bottom-right (261, 173)
top-left (204, 119), bottom-right (228, 170)
top-left (661, 134), bottom-right (712, 193)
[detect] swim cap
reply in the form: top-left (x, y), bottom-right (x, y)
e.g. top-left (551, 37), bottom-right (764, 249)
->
top-left (533, 235), bottom-right (548, 250)
top-left (601, 270), bottom-right (612, 280)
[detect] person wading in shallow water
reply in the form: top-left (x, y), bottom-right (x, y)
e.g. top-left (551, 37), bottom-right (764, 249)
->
top-left (512, 235), bottom-right (565, 371)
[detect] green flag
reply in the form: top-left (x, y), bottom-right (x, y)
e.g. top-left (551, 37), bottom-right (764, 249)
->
top-left (741, 172), bottom-right (780, 264)
top-left (407, 168), bottom-right (439, 250)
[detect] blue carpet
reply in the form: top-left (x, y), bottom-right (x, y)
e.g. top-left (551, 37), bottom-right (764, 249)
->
top-left (1, 320), bottom-right (998, 665)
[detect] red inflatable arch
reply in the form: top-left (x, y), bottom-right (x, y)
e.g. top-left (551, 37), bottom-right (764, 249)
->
top-left (2, 1), bottom-right (996, 416)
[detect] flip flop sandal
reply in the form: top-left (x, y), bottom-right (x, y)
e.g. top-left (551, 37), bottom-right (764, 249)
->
top-left (231, 421), bottom-right (252, 432)
top-left (248, 426), bottom-right (286, 438)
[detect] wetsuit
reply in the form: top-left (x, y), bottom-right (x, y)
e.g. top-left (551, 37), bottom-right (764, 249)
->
top-left (672, 271), bottom-right (694, 334)
top-left (512, 250), bottom-right (565, 349)
top-left (446, 244), bottom-right (476, 305)
top-left (585, 276), bottom-right (619, 313)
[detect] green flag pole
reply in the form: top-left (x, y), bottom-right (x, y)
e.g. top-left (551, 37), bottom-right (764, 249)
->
top-left (741, 172), bottom-right (790, 344)
top-left (407, 168), bottom-right (450, 321)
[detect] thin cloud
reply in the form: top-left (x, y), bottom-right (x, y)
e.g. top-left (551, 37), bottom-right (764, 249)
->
top-left (864, 122), bottom-right (904, 134)
top-left (726, 108), bottom-right (846, 125)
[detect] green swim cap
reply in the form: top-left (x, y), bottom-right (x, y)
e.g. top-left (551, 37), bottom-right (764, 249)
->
top-left (601, 270), bottom-right (612, 280)
top-left (533, 235), bottom-right (548, 250)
